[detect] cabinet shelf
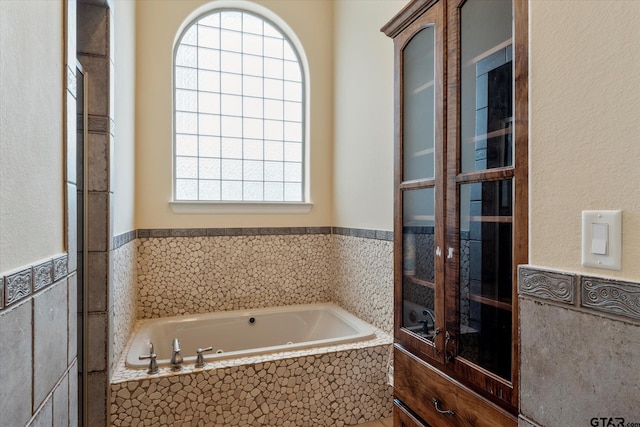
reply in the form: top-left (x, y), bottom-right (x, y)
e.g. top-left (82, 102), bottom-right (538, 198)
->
top-left (468, 293), bottom-right (512, 311)
top-left (465, 127), bottom-right (513, 144)
top-left (405, 276), bottom-right (435, 289)
top-left (409, 80), bottom-right (434, 95)
top-left (466, 215), bottom-right (512, 223)
top-left (409, 147), bottom-right (434, 158)
top-left (464, 38), bottom-right (512, 67)
top-left (404, 214), bottom-right (435, 224)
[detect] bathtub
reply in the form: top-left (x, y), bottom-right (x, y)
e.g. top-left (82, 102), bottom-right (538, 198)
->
top-left (125, 303), bottom-right (376, 369)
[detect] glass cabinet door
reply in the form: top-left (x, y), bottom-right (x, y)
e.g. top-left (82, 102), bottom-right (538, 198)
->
top-left (395, 0), bottom-right (444, 362)
top-left (402, 188), bottom-right (437, 341)
top-left (449, 0), bottom-right (520, 408)
top-left (403, 26), bottom-right (436, 182)
top-left (458, 180), bottom-right (513, 381)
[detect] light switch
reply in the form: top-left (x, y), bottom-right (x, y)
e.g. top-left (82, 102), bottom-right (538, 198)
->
top-left (591, 223), bottom-right (608, 255)
top-left (582, 210), bottom-right (622, 270)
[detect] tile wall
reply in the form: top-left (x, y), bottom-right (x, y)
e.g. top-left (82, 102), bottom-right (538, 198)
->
top-left (518, 266), bottom-right (640, 426)
top-left (0, 254), bottom-right (78, 426)
top-left (331, 229), bottom-right (394, 333)
top-left (0, 1), bottom-right (83, 425)
top-left (0, 257), bottom-right (77, 427)
top-left (134, 227), bottom-right (394, 333)
top-left (136, 228), bottom-right (333, 319)
top-left (111, 234), bottom-right (137, 376)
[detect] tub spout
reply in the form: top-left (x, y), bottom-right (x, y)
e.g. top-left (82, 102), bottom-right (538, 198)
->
top-left (170, 338), bottom-right (183, 371)
top-left (420, 309), bottom-right (436, 335)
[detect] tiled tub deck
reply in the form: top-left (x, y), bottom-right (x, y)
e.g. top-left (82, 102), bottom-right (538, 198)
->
top-left (110, 322), bottom-right (393, 426)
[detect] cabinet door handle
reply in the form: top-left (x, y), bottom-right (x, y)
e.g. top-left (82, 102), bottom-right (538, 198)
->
top-left (432, 399), bottom-right (455, 416)
top-left (433, 327), bottom-right (441, 355)
top-left (444, 331), bottom-right (455, 363)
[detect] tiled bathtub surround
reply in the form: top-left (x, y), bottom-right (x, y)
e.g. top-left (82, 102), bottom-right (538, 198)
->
top-left (518, 266), bottom-right (640, 426)
top-left (109, 226), bottom-right (394, 425)
top-left (135, 227), bottom-right (394, 332)
top-left (110, 324), bottom-right (393, 426)
top-left (136, 229), bottom-right (333, 319)
top-left (332, 233), bottom-right (394, 333)
top-left (112, 237), bottom-right (138, 376)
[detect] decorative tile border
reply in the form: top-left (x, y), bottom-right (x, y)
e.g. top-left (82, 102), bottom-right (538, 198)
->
top-left (518, 265), bottom-right (640, 323)
top-left (53, 255), bottom-right (68, 281)
top-left (5, 268), bottom-right (32, 307)
top-left (581, 276), bottom-right (640, 321)
top-left (33, 260), bottom-right (54, 292)
top-left (1, 254), bottom-right (68, 312)
top-left (518, 266), bottom-right (576, 305)
top-left (135, 226), bottom-right (392, 241)
top-left (332, 227), bottom-right (394, 241)
top-left (112, 230), bottom-right (136, 250)
top-left (137, 227), bottom-right (334, 239)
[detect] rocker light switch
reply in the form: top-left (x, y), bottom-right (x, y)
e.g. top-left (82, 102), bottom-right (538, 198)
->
top-left (582, 210), bottom-right (621, 270)
top-left (591, 223), bottom-right (608, 255)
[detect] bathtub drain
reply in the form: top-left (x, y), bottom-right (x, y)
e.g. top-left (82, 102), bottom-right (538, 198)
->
top-left (216, 349), bottom-right (224, 354)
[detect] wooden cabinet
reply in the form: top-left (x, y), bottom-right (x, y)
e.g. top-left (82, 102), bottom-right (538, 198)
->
top-left (382, 0), bottom-right (528, 424)
top-left (394, 399), bottom-right (430, 427)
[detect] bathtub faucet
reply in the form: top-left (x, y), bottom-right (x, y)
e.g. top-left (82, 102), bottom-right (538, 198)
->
top-left (421, 309), bottom-right (436, 335)
top-left (170, 338), bottom-right (183, 371)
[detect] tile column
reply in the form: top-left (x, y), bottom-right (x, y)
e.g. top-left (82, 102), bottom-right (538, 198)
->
top-left (77, 1), bottom-right (114, 425)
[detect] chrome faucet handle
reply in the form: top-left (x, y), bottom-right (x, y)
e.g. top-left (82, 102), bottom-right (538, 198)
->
top-left (138, 343), bottom-right (159, 374)
top-left (195, 346), bottom-right (214, 368)
top-left (170, 338), bottom-right (183, 371)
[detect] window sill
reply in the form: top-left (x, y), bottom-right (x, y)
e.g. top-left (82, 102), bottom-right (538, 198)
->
top-left (169, 201), bottom-right (314, 215)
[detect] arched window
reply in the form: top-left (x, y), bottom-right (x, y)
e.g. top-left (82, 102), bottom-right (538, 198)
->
top-left (173, 7), bottom-right (306, 205)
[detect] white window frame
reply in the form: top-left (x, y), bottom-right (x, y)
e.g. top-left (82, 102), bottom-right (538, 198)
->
top-left (169, 0), bottom-right (312, 215)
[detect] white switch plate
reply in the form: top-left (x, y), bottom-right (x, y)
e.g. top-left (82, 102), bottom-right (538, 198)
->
top-left (582, 210), bottom-right (622, 270)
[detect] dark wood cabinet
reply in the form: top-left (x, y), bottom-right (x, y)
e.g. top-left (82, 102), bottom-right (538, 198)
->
top-left (382, 0), bottom-right (528, 424)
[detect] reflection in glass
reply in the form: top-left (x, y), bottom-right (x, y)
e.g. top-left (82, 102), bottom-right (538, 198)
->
top-left (402, 188), bottom-right (437, 342)
top-left (402, 26), bottom-right (435, 181)
top-left (459, 179), bottom-right (512, 380)
top-left (460, 0), bottom-right (513, 173)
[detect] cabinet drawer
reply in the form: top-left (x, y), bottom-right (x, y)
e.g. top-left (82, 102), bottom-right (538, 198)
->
top-left (394, 346), bottom-right (516, 427)
top-left (394, 399), bottom-right (431, 427)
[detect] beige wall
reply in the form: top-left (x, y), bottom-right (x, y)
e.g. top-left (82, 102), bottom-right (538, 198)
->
top-left (135, 0), bottom-right (333, 229)
top-left (529, 0), bottom-right (640, 279)
top-left (332, 0), bottom-right (406, 231)
top-left (113, 0), bottom-right (137, 235)
top-left (0, 0), bottom-right (64, 273)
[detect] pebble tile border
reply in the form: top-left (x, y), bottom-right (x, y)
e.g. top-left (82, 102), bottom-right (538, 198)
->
top-left (111, 320), bottom-right (393, 426)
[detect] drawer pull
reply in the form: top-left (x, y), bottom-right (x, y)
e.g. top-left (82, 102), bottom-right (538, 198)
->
top-left (432, 399), bottom-right (455, 416)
